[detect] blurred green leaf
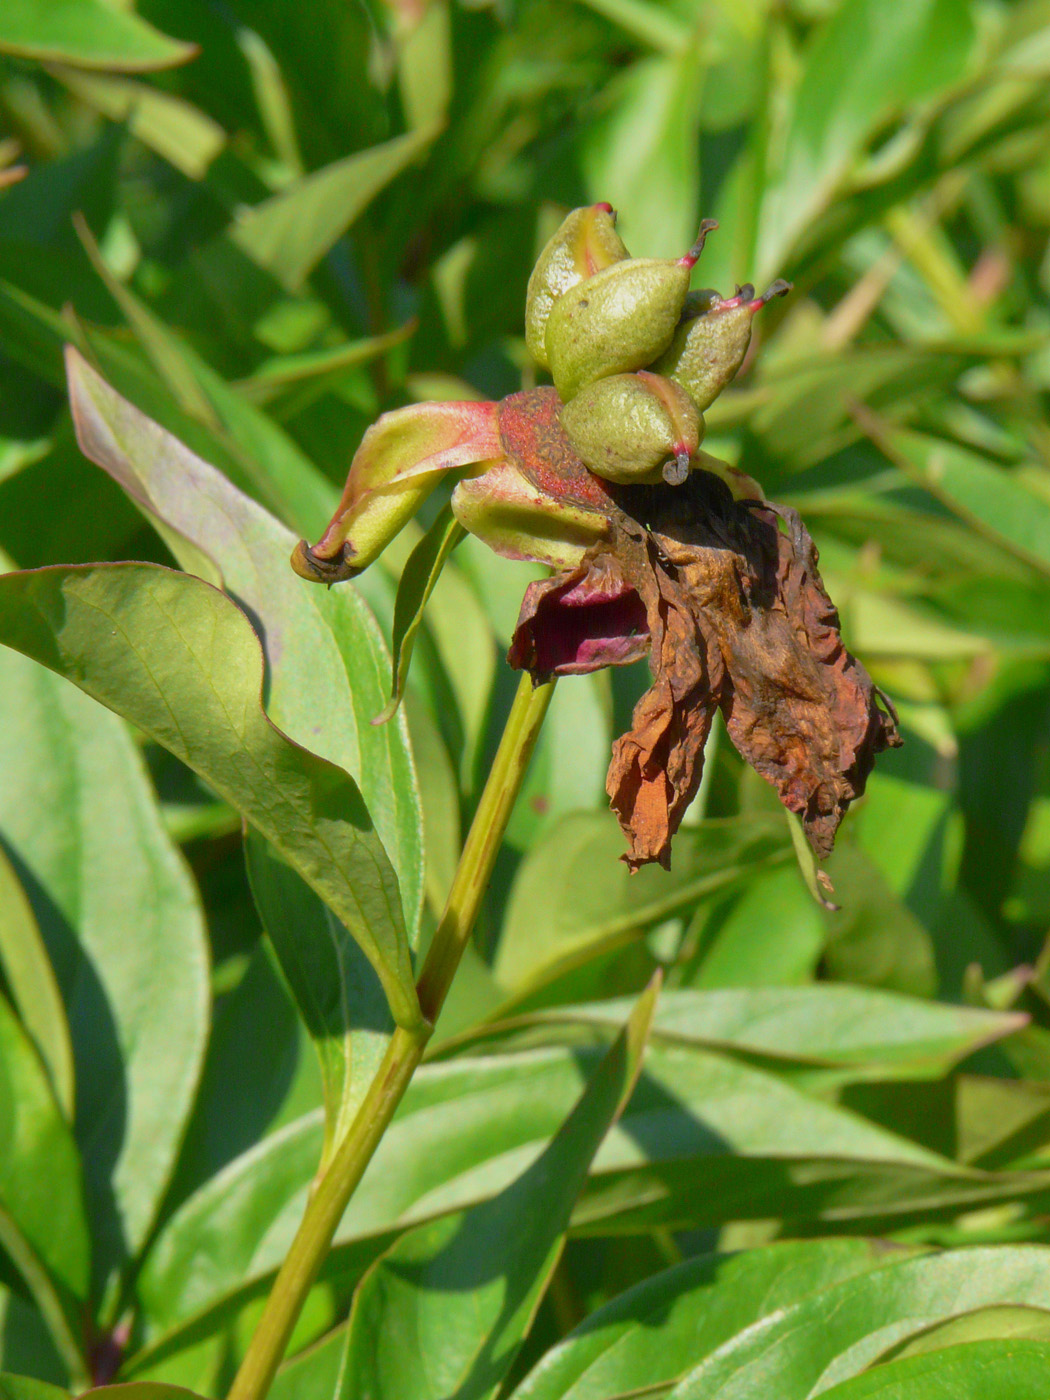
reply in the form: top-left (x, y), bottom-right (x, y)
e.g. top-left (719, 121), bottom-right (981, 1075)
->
top-left (755, 0), bottom-right (978, 281)
top-left (164, 943), bottom-right (308, 1212)
top-left (0, 564), bottom-right (420, 1029)
top-left (230, 126), bottom-right (438, 290)
top-left (340, 980), bottom-right (659, 1400)
top-left (50, 69), bottom-right (225, 180)
top-left (495, 814), bottom-right (791, 995)
top-left (681, 862), bottom-right (827, 986)
top-left (870, 423), bottom-right (1050, 580)
top-left (79, 1388), bottom-right (207, 1400)
top-left (580, 47), bottom-right (704, 258)
top-left (0, 1377), bottom-right (71, 1400)
top-left (0, 0), bottom-right (196, 72)
top-left (233, 322), bottom-right (416, 406)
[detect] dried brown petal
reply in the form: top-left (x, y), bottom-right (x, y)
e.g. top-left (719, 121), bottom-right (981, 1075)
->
top-left (509, 440), bottom-right (900, 869)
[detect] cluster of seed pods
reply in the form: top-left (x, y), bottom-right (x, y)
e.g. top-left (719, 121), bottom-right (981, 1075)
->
top-left (289, 203), bottom-right (790, 587)
top-left (528, 203), bottom-right (790, 489)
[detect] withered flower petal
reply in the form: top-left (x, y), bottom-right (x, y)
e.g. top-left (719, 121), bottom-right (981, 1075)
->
top-left (504, 389), bottom-right (900, 870)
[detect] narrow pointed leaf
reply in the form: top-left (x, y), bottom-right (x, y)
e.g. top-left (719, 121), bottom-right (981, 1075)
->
top-left (375, 503), bottom-right (465, 724)
top-left (234, 322), bottom-right (417, 405)
top-left (0, 564), bottom-right (420, 1029)
top-left (133, 1041), bottom-right (976, 1359)
top-left (230, 127), bottom-right (438, 289)
top-left (459, 985), bottom-right (1026, 1077)
top-left (495, 814), bottom-right (791, 993)
top-left (870, 423), bottom-right (1050, 580)
top-left (341, 978), bottom-right (660, 1400)
top-left (755, 0), bottom-right (977, 280)
top-left (0, 0), bottom-right (196, 72)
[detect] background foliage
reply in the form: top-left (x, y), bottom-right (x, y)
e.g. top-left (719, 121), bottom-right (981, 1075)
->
top-left (3, 0), bottom-right (1050, 1395)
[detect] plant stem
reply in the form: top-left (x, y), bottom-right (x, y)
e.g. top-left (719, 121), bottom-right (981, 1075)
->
top-left (227, 672), bottom-right (555, 1400)
top-left (416, 672), bottom-right (554, 1021)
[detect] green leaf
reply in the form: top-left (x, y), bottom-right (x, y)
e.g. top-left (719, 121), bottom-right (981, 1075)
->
top-left (0, 995), bottom-right (89, 1375)
top-left (785, 807), bottom-right (839, 911)
top-left (65, 347), bottom-right (425, 942)
top-left (473, 985), bottom-right (1025, 1077)
top-left (245, 834), bottom-right (393, 1162)
top-left (510, 1238), bottom-right (910, 1400)
top-left (74, 286), bottom-right (340, 541)
top-left (0, 275), bottom-right (338, 540)
top-left (375, 503), bottom-right (465, 725)
top-left (163, 943), bottom-right (309, 1212)
top-left (681, 863), bottom-right (826, 989)
top-left (78, 1388), bottom-right (208, 1399)
top-left (494, 814), bottom-right (791, 995)
top-left (0, 1376), bottom-right (71, 1400)
top-left (0, 0), bottom-right (196, 72)
top-left (340, 979), bottom-right (660, 1400)
top-left (50, 69), bottom-right (225, 181)
top-left (0, 628), bottom-right (208, 1302)
top-left (233, 322), bottom-right (417, 407)
top-left (580, 47), bottom-right (703, 258)
top-left (671, 1246), bottom-right (1050, 1399)
top-left (133, 1042), bottom-right (972, 1361)
top-left (0, 564), bottom-right (420, 1029)
top-left (0, 843), bottom-right (74, 1118)
top-left (269, 1326), bottom-right (351, 1400)
top-left (821, 844), bottom-right (938, 998)
top-left (754, 0), bottom-right (978, 280)
top-left (230, 126), bottom-right (438, 290)
top-left (820, 1341), bottom-right (1050, 1399)
top-left (869, 423), bottom-right (1050, 581)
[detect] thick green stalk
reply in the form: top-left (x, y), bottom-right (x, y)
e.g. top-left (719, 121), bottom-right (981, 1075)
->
top-left (227, 672), bottom-right (555, 1400)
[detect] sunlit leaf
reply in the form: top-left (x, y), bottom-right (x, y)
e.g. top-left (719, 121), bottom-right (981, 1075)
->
top-left (0, 564), bottom-right (420, 1029)
top-left (340, 980), bottom-right (659, 1400)
top-left (0, 613), bottom-right (208, 1302)
top-left (65, 348), bottom-right (425, 940)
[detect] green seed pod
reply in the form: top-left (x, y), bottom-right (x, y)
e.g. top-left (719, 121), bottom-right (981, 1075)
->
top-left (654, 278), bottom-right (791, 411)
top-left (545, 221), bottom-right (718, 403)
top-left (525, 204), bottom-right (629, 370)
top-left (560, 370), bottom-right (703, 486)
